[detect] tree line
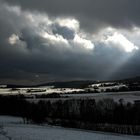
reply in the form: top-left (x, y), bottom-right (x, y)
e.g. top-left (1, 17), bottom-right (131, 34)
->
top-left (0, 95), bottom-right (140, 134)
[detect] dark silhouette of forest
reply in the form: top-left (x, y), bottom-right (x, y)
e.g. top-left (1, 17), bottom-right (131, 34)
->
top-left (0, 95), bottom-right (140, 135)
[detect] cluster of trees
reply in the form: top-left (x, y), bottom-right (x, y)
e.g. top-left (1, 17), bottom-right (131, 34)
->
top-left (0, 95), bottom-right (140, 134)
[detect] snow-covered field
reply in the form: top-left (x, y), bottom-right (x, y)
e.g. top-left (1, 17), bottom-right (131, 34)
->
top-left (0, 116), bottom-right (140, 140)
top-left (1, 87), bottom-right (140, 103)
top-left (62, 91), bottom-right (140, 102)
top-left (0, 87), bottom-right (83, 95)
top-left (89, 82), bottom-right (127, 92)
top-left (27, 91), bottom-right (140, 103)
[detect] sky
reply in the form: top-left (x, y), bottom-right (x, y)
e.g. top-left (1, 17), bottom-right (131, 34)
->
top-left (1, 0), bottom-right (140, 84)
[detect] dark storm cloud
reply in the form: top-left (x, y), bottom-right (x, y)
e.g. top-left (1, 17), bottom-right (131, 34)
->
top-left (0, 3), bottom-right (95, 83)
top-left (3, 0), bottom-right (140, 32)
top-left (0, 0), bottom-right (140, 84)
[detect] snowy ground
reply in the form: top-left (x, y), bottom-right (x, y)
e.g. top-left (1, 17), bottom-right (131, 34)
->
top-left (1, 87), bottom-right (140, 103)
top-left (62, 91), bottom-right (140, 102)
top-left (0, 116), bottom-right (140, 140)
top-left (27, 91), bottom-right (140, 103)
top-left (0, 87), bottom-right (83, 95)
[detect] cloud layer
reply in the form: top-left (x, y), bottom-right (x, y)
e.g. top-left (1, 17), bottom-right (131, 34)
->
top-left (3, 0), bottom-right (140, 32)
top-left (0, 1), bottom-right (140, 84)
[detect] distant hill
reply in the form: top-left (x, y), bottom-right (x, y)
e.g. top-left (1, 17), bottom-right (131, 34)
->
top-left (117, 76), bottom-right (140, 83)
top-left (38, 80), bottom-right (97, 88)
top-left (4, 76), bottom-right (140, 88)
top-left (5, 80), bottom-right (97, 88)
